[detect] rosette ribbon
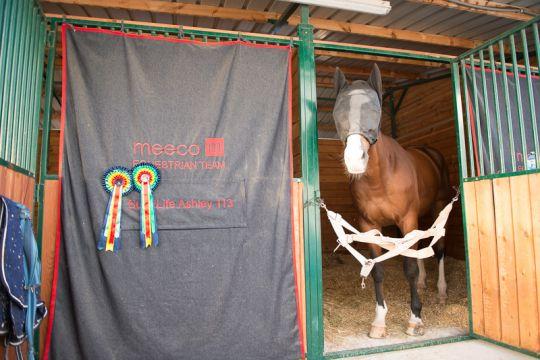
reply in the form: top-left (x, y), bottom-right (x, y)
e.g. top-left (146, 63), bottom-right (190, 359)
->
top-left (132, 163), bottom-right (160, 248)
top-left (98, 167), bottom-right (133, 252)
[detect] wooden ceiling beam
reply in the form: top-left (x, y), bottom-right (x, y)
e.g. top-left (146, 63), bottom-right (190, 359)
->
top-left (42, 1), bottom-right (480, 48)
top-left (315, 49), bottom-right (449, 68)
top-left (288, 15), bottom-right (479, 48)
top-left (405, 0), bottom-right (535, 21)
top-left (317, 64), bottom-right (423, 80)
top-left (43, 0), bottom-right (279, 22)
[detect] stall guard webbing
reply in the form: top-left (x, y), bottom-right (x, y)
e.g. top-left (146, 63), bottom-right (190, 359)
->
top-left (48, 27), bottom-right (300, 360)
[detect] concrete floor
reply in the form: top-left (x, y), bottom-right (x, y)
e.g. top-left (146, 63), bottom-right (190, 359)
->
top-left (345, 340), bottom-right (537, 359)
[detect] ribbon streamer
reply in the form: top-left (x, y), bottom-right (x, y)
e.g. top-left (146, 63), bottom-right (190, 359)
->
top-left (132, 163), bottom-right (160, 248)
top-left (98, 167), bottom-right (133, 252)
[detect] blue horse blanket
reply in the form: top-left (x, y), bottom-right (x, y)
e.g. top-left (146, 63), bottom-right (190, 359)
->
top-left (0, 196), bottom-right (47, 358)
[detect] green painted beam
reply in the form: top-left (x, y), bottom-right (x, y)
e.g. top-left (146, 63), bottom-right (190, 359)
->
top-left (48, 16), bottom-right (297, 46)
top-left (463, 168), bottom-right (540, 182)
top-left (450, 62), bottom-right (474, 336)
top-left (298, 5), bottom-right (324, 360)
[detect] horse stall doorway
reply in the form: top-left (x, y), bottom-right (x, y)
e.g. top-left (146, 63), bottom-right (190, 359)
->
top-left (309, 48), bottom-right (470, 354)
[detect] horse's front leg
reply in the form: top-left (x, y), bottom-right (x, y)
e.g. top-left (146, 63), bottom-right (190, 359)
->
top-left (399, 217), bottom-right (424, 336)
top-left (367, 244), bottom-right (387, 338)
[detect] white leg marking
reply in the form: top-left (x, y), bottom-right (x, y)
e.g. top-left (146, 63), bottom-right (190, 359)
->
top-left (417, 259), bottom-right (426, 289)
top-left (406, 311), bottom-right (425, 336)
top-left (409, 312), bottom-right (423, 325)
top-left (437, 256), bottom-right (447, 302)
top-left (372, 302), bottom-right (388, 327)
top-left (369, 302), bottom-right (388, 338)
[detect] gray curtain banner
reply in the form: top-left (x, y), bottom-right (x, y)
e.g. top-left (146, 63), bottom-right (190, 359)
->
top-left (50, 27), bottom-right (300, 360)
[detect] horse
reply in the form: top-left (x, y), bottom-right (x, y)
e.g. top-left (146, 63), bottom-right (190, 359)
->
top-left (332, 64), bottom-right (451, 338)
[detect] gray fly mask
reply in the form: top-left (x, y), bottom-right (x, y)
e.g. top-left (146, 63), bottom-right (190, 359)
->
top-left (333, 64), bottom-right (383, 145)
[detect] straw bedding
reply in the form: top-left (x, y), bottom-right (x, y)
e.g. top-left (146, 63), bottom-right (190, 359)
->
top-left (323, 252), bottom-right (468, 352)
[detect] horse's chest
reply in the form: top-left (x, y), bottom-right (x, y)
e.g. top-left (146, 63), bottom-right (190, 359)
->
top-left (357, 199), bottom-right (401, 225)
top-left (352, 187), bottom-right (415, 227)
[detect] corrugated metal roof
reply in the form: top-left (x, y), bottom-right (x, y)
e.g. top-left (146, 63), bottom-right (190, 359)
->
top-left (41, 0), bottom-right (540, 135)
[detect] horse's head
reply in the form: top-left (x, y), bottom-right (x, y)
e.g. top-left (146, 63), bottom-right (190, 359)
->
top-left (332, 64), bottom-right (383, 175)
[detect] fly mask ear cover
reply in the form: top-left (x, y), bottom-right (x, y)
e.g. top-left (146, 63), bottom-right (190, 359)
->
top-left (333, 65), bottom-right (383, 145)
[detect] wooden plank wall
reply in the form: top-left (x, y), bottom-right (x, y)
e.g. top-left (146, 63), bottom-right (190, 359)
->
top-left (463, 174), bottom-right (540, 354)
top-left (381, 78), bottom-right (464, 259)
top-left (291, 181), bottom-right (306, 356)
top-left (39, 180), bottom-right (60, 355)
top-left (0, 165), bottom-right (35, 209)
top-left (317, 140), bottom-right (357, 254)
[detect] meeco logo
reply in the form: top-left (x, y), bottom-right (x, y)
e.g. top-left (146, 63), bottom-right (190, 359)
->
top-left (133, 142), bottom-right (201, 157)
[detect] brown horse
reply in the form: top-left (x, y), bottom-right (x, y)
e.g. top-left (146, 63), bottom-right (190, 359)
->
top-left (332, 65), bottom-right (450, 338)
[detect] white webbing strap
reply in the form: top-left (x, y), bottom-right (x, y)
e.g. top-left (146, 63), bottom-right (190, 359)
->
top-left (325, 193), bottom-right (458, 281)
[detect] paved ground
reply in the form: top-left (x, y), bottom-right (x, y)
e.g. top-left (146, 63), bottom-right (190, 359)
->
top-left (345, 340), bottom-right (536, 359)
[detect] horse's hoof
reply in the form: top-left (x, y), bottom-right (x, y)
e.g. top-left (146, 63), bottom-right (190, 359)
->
top-left (406, 322), bottom-right (425, 336)
top-left (369, 325), bottom-right (387, 338)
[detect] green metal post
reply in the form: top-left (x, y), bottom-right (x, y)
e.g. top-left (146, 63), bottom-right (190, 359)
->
top-left (0, 1), bottom-right (5, 44)
top-left (0, 0), bottom-right (13, 158)
top-left (509, 34), bottom-right (528, 167)
top-left (460, 60), bottom-right (474, 177)
top-left (13, 1), bottom-right (32, 167)
top-left (450, 61), bottom-right (474, 336)
top-left (37, 25), bottom-right (57, 256)
top-left (469, 54), bottom-right (484, 175)
top-left (298, 5), bottom-right (324, 360)
top-left (27, 16), bottom-right (42, 171)
top-left (451, 63), bottom-right (469, 185)
top-left (533, 23), bottom-right (540, 71)
top-left (520, 28), bottom-right (539, 167)
top-left (0, 0), bottom-right (18, 160)
top-left (498, 40), bottom-right (516, 171)
top-left (488, 46), bottom-right (504, 173)
top-left (30, 23), bottom-right (46, 174)
top-left (4, 0), bottom-right (24, 164)
top-left (31, 20), bottom-right (52, 360)
top-left (21, 6), bottom-right (38, 170)
top-left (478, 50), bottom-right (494, 174)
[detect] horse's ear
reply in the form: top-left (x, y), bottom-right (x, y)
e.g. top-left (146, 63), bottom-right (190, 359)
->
top-left (367, 63), bottom-right (383, 104)
top-left (334, 67), bottom-right (348, 95)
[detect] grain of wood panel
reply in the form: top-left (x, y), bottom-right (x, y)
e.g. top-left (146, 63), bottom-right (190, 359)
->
top-left (492, 178), bottom-right (520, 347)
top-left (0, 165), bottom-right (35, 209)
top-left (474, 180), bottom-right (501, 341)
top-left (528, 173), bottom-right (540, 343)
top-left (292, 182), bottom-right (306, 355)
top-left (509, 175), bottom-right (540, 352)
top-left (39, 180), bottom-right (60, 356)
top-left (463, 181), bottom-right (485, 335)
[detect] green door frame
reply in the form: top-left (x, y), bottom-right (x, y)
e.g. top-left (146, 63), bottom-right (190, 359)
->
top-left (297, 6), bottom-right (324, 360)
